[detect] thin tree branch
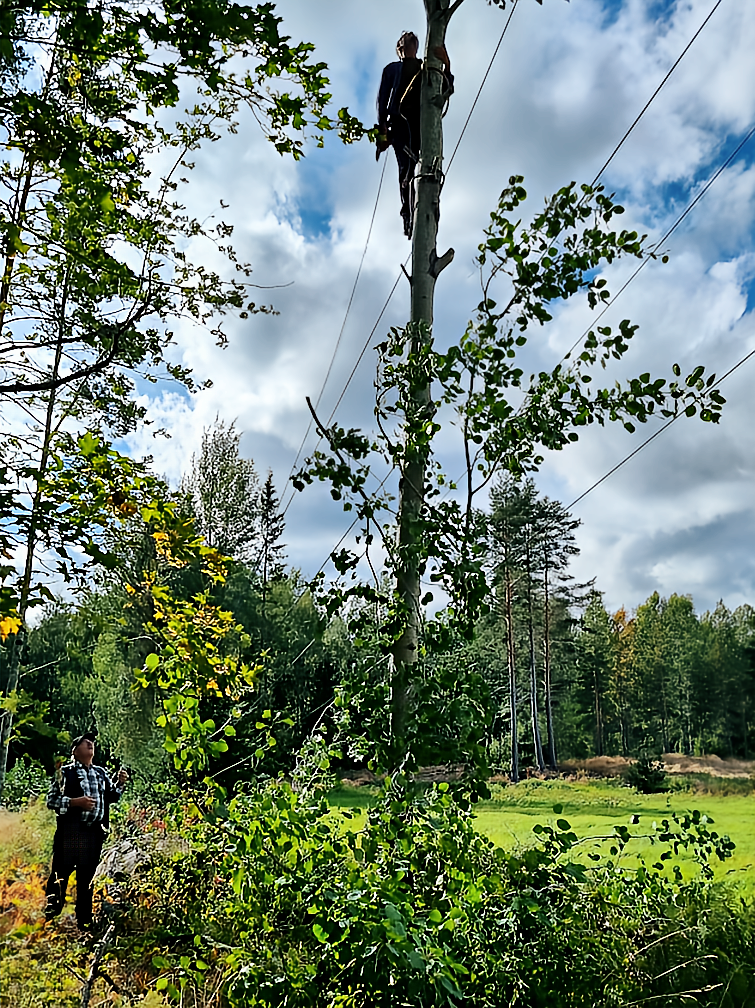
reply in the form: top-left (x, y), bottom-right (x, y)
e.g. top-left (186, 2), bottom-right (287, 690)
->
top-left (305, 396), bottom-right (394, 557)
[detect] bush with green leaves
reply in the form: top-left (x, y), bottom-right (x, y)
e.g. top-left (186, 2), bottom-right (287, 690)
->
top-left (100, 778), bottom-right (755, 1008)
top-left (625, 755), bottom-right (668, 794)
top-left (0, 756), bottom-right (48, 809)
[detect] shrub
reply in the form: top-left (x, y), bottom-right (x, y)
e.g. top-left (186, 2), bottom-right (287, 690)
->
top-left (625, 755), bottom-right (668, 793)
top-left (102, 780), bottom-right (754, 1008)
top-left (1, 758), bottom-right (48, 810)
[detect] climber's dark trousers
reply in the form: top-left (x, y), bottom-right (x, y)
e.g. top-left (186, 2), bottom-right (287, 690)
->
top-left (45, 821), bottom-right (103, 927)
top-left (393, 136), bottom-right (418, 237)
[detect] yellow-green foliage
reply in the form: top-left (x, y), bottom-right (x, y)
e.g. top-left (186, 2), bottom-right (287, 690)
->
top-left (0, 804), bottom-right (82, 1008)
top-left (1, 931), bottom-right (82, 1008)
top-left (0, 799), bottom-right (55, 868)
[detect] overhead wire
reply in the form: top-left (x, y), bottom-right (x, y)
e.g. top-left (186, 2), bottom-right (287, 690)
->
top-left (325, 268), bottom-right (405, 428)
top-left (281, 7), bottom-right (527, 557)
top-left (280, 9), bottom-right (523, 527)
top-left (279, 156), bottom-right (387, 515)
top-left (439, 123), bottom-right (755, 508)
top-left (565, 344), bottom-right (755, 510)
top-left (298, 5), bottom-right (524, 450)
top-left (445, 0), bottom-right (520, 175)
top-left (313, 0), bottom-right (720, 475)
top-left (590, 0), bottom-right (726, 186)
top-left (311, 468), bottom-right (394, 583)
top-left (279, 261), bottom-right (403, 520)
top-left (438, 19), bottom-right (751, 507)
top-left (268, 7), bottom-right (530, 639)
top-left (517, 0), bottom-right (737, 373)
top-left (558, 121), bottom-right (755, 367)
top-left (285, 0), bottom-right (730, 570)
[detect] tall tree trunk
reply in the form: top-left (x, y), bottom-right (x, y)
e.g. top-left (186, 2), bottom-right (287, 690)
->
top-left (682, 681), bottom-right (693, 756)
top-left (505, 561), bottom-right (519, 783)
top-left (0, 42), bottom-right (64, 798)
top-left (621, 706), bottom-right (630, 758)
top-left (526, 533), bottom-right (545, 771)
top-left (742, 700), bottom-right (749, 760)
top-left (593, 668), bottom-right (604, 757)
top-left (390, 0), bottom-right (457, 760)
top-left (0, 34), bottom-right (57, 339)
top-left (542, 551), bottom-right (557, 769)
top-left (261, 532), bottom-right (268, 620)
top-left (0, 330), bottom-right (64, 799)
top-left (0, 160), bottom-right (35, 339)
top-left (659, 670), bottom-right (669, 754)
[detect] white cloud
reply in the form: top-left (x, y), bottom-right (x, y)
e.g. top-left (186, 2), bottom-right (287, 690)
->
top-left (123, 0), bottom-right (755, 614)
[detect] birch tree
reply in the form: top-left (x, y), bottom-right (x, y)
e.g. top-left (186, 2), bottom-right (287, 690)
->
top-left (0, 0), bottom-right (359, 797)
top-left (297, 0), bottom-right (726, 779)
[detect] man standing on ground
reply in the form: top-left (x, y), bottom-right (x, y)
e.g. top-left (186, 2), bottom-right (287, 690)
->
top-left (376, 31), bottom-right (453, 238)
top-left (44, 732), bottom-right (128, 931)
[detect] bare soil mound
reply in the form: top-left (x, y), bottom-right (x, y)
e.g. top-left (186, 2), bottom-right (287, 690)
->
top-left (661, 753), bottom-right (755, 778)
top-left (560, 754), bottom-right (755, 779)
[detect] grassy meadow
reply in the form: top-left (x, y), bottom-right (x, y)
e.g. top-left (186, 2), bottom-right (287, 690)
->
top-left (331, 775), bottom-right (755, 888)
top-left (474, 777), bottom-right (755, 887)
top-left (4, 777), bottom-right (753, 890)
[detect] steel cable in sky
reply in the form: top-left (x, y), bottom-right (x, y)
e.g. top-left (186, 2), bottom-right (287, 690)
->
top-left (279, 157), bottom-right (387, 515)
top-left (565, 343), bottom-right (755, 510)
top-left (284, 0), bottom-right (731, 549)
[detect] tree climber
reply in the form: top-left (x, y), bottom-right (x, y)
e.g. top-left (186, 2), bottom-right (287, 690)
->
top-left (376, 31), bottom-right (453, 238)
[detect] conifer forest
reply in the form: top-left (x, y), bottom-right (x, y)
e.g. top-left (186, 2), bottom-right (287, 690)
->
top-left (1, 1), bottom-right (755, 1007)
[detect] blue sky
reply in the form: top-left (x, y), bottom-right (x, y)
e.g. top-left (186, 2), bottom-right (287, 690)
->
top-left (126, 0), bottom-right (755, 615)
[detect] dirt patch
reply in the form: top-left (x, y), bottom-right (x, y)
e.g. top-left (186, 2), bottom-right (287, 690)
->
top-left (559, 754), bottom-right (755, 780)
top-left (339, 769), bottom-right (381, 787)
top-left (661, 753), bottom-right (755, 778)
top-left (559, 756), bottom-right (632, 778)
top-left (340, 765), bottom-right (468, 785)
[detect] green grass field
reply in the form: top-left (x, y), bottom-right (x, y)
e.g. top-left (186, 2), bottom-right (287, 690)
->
top-left (478, 778), bottom-right (755, 886)
top-left (4, 777), bottom-right (753, 889)
top-left (332, 776), bottom-right (755, 888)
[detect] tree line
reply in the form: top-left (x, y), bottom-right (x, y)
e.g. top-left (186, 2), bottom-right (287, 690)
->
top-left (4, 424), bottom-right (753, 794)
top-left (476, 477), bottom-right (754, 776)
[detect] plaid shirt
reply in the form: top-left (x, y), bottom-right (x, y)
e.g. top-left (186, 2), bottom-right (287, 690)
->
top-left (46, 759), bottom-right (121, 825)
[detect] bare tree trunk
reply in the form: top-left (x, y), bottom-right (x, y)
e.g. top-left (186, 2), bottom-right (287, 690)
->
top-left (80, 923), bottom-right (116, 1008)
top-left (742, 699), bottom-right (749, 760)
top-left (660, 673), bottom-right (670, 754)
top-left (0, 161), bottom-right (35, 338)
top-left (0, 32), bottom-right (58, 339)
top-left (505, 561), bottom-right (519, 784)
top-left (542, 551), bottom-right (557, 769)
top-left (0, 41), bottom-right (64, 800)
top-left (390, 0), bottom-right (457, 759)
top-left (526, 533), bottom-right (545, 771)
top-left (593, 668), bottom-right (604, 757)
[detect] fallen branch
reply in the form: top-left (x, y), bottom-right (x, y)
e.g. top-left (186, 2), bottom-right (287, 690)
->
top-left (80, 922), bottom-right (116, 1008)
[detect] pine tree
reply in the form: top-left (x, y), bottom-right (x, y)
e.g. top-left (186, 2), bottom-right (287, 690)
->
top-left (488, 478), bottom-right (581, 774)
top-left (575, 592), bottom-right (614, 757)
top-left (257, 472), bottom-right (286, 613)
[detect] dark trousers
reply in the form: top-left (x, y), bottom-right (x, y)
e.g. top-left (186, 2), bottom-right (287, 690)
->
top-left (392, 132), bottom-right (418, 237)
top-left (45, 821), bottom-right (104, 927)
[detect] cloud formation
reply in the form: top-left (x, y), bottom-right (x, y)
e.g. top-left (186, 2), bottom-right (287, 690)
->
top-left (126, 0), bottom-right (755, 615)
